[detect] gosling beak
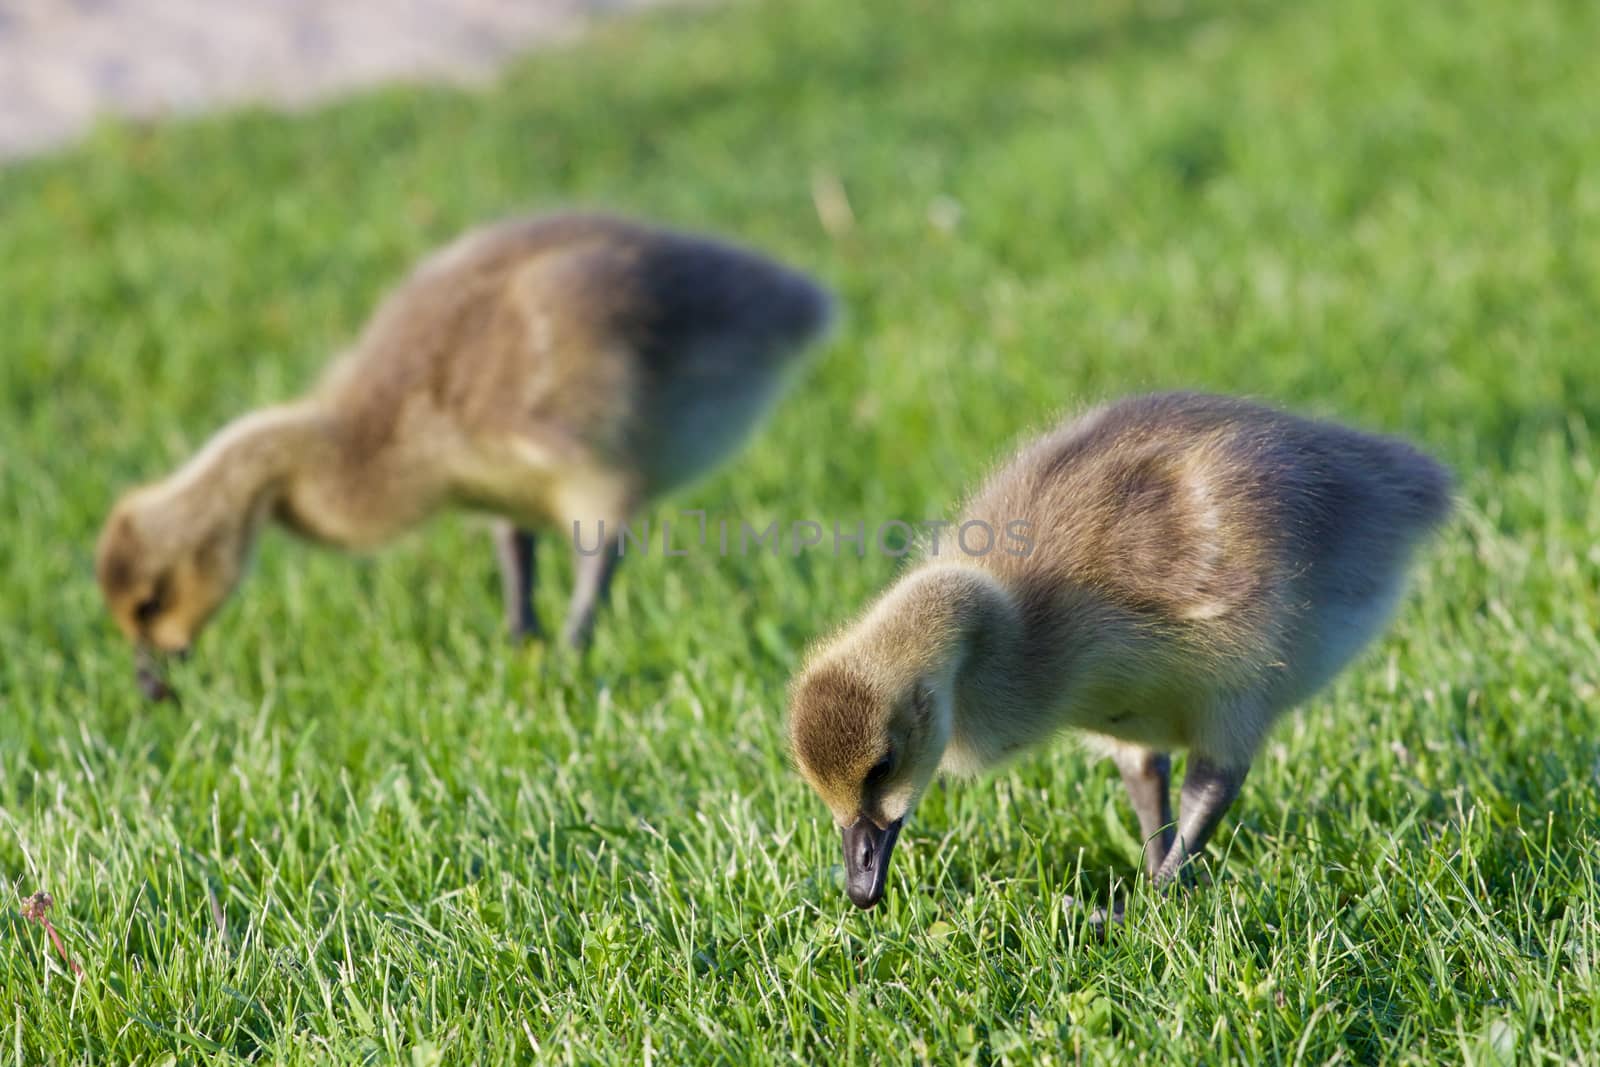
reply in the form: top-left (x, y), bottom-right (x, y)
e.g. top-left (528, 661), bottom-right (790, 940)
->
top-left (842, 816), bottom-right (904, 910)
top-left (134, 645), bottom-right (179, 702)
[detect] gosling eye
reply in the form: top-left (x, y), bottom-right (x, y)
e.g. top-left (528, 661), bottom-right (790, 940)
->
top-left (133, 584), bottom-right (166, 623)
top-left (864, 751), bottom-right (895, 788)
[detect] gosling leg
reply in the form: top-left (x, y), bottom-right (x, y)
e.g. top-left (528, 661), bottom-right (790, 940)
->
top-left (561, 538), bottom-right (623, 650)
top-left (492, 520), bottom-right (541, 642)
top-left (1152, 756), bottom-right (1248, 888)
top-left (1113, 747), bottom-right (1175, 878)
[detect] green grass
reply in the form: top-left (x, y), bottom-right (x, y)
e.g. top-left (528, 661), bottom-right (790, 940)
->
top-left (3, 0), bottom-right (1599, 1061)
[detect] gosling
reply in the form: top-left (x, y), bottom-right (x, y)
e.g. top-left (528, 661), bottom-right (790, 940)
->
top-left (98, 213), bottom-right (834, 699)
top-left (788, 392), bottom-right (1451, 910)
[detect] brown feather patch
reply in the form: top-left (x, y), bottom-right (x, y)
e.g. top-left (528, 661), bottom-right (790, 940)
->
top-left (788, 662), bottom-right (890, 812)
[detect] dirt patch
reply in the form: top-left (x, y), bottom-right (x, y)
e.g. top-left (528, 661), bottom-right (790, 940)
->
top-left (0, 0), bottom-right (680, 160)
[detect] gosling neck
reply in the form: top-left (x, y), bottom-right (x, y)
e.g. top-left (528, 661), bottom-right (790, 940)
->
top-left (153, 404), bottom-right (333, 535)
top-left (859, 563), bottom-right (1027, 715)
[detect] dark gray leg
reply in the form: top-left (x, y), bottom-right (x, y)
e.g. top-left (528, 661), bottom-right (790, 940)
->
top-left (1113, 747), bottom-right (1175, 878)
top-left (561, 540), bottom-right (622, 650)
top-left (493, 520), bottom-right (540, 642)
top-left (1152, 756), bottom-right (1249, 888)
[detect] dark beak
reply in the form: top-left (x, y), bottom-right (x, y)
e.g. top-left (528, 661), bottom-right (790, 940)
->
top-left (135, 646), bottom-right (177, 702)
top-left (842, 816), bottom-right (903, 910)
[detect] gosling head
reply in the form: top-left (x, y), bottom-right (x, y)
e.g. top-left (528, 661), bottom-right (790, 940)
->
top-left (788, 658), bottom-right (955, 909)
top-left (95, 486), bottom-right (255, 700)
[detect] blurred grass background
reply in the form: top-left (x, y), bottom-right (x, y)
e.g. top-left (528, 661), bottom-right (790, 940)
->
top-left (2, 0), bottom-right (1598, 1061)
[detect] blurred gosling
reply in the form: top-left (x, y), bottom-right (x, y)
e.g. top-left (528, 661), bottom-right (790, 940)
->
top-left (788, 392), bottom-right (1451, 910)
top-left (98, 213), bottom-right (834, 699)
